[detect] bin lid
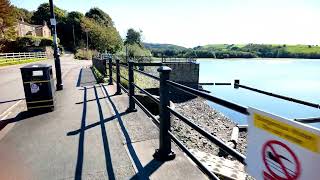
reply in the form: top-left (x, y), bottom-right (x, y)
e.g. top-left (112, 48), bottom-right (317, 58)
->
top-left (21, 64), bottom-right (52, 70)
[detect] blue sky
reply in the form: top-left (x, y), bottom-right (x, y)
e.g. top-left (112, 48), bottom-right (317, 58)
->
top-left (11, 0), bottom-right (320, 47)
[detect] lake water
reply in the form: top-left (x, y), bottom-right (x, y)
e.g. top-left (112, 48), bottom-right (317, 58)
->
top-left (198, 58), bottom-right (320, 128)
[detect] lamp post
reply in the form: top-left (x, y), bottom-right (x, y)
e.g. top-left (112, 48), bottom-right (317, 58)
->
top-left (85, 29), bottom-right (89, 59)
top-left (49, 0), bottom-right (63, 90)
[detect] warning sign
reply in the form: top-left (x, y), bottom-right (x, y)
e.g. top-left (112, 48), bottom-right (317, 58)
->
top-left (246, 108), bottom-right (320, 180)
top-left (262, 140), bottom-right (300, 180)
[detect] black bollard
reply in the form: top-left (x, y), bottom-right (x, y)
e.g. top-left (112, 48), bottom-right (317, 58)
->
top-left (115, 58), bottom-right (122, 95)
top-left (153, 66), bottom-right (176, 161)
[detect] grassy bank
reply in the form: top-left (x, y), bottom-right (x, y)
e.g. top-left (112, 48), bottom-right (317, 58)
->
top-left (92, 64), bottom-right (158, 90)
top-left (75, 49), bottom-right (95, 60)
top-left (0, 58), bottom-right (46, 67)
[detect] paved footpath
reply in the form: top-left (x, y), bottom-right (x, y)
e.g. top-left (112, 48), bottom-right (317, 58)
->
top-left (0, 57), bottom-right (207, 179)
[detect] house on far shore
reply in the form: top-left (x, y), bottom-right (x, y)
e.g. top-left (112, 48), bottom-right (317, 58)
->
top-left (16, 19), bottom-right (51, 38)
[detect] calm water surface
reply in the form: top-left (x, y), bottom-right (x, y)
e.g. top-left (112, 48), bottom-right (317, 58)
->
top-left (198, 58), bottom-right (320, 128)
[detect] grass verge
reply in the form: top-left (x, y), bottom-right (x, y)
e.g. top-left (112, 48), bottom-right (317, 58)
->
top-left (92, 64), bottom-right (159, 91)
top-left (0, 58), bottom-right (46, 67)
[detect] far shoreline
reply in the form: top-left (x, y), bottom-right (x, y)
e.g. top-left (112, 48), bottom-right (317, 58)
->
top-left (195, 57), bottom-right (320, 61)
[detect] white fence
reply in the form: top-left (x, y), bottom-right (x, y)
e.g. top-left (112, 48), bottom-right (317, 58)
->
top-left (0, 52), bottom-right (47, 63)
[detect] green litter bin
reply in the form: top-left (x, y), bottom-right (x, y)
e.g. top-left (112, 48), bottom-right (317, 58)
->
top-left (20, 64), bottom-right (55, 111)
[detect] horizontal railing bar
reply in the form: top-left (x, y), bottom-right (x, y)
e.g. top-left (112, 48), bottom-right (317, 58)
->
top-left (215, 83), bottom-right (232, 85)
top-left (133, 84), bottom-right (160, 104)
top-left (119, 75), bottom-right (129, 82)
top-left (134, 62), bottom-right (163, 66)
top-left (294, 117), bottom-right (320, 123)
top-left (167, 106), bottom-right (246, 164)
top-left (237, 84), bottom-right (320, 109)
top-left (168, 131), bottom-right (220, 180)
top-left (132, 96), bottom-right (160, 127)
top-left (199, 83), bottom-right (232, 86)
top-left (119, 62), bottom-right (128, 66)
top-left (133, 68), bottom-right (160, 81)
top-left (119, 82), bottom-right (128, 94)
top-left (199, 83), bottom-right (214, 85)
top-left (167, 80), bottom-right (249, 115)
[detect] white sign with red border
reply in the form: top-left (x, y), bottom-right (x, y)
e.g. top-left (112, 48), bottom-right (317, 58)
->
top-left (246, 107), bottom-right (320, 180)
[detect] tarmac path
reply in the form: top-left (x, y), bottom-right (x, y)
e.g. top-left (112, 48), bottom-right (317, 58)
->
top-left (0, 53), bottom-right (90, 118)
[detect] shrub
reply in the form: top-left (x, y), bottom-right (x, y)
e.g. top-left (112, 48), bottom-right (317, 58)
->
top-left (75, 48), bottom-right (95, 60)
top-left (16, 36), bottom-right (60, 51)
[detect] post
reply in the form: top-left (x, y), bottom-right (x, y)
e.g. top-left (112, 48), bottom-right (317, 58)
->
top-left (49, 0), bottom-right (63, 90)
top-left (127, 60), bottom-right (136, 112)
top-left (86, 31), bottom-right (88, 55)
top-left (115, 58), bottom-right (122, 95)
top-left (234, 79), bottom-right (240, 89)
top-left (72, 25), bottom-right (76, 49)
top-left (125, 45), bottom-right (128, 62)
top-left (108, 56), bottom-right (113, 85)
top-left (153, 66), bottom-right (176, 161)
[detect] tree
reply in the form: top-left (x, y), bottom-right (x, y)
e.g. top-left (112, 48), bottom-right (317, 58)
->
top-left (12, 7), bottom-right (33, 23)
top-left (124, 28), bottom-right (142, 46)
top-left (58, 11), bottom-right (84, 49)
top-left (81, 17), bottom-right (122, 53)
top-left (31, 3), bottom-right (66, 25)
top-left (0, 0), bottom-right (16, 41)
top-left (85, 8), bottom-right (113, 27)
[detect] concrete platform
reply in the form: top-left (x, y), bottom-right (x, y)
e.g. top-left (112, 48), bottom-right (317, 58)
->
top-left (0, 60), bottom-right (208, 180)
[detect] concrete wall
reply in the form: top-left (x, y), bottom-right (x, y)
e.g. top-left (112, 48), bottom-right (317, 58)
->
top-left (165, 62), bottom-right (199, 89)
top-left (92, 58), bottom-right (106, 75)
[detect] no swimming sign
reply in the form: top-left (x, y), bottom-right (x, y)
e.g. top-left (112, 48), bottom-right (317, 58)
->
top-left (246, 108), bottom-right (320, 180)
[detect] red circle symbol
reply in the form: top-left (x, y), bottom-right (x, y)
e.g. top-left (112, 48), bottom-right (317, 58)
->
top-left (262, 140), bottom-right (301, 180)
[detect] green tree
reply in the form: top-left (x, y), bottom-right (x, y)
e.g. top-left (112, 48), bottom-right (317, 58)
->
top-left (85, 8), bottom-right (113, 27)
top-left (0, 0), bottom-right (16, 41)
top-left (12, 6), bottom-right (33, 23)
top-left (31, 3), bottom-right (66, 25)
top-left (58, 11), bottom-right (84, 49)
top-left (124, 28), bottom-right (142, 46)
top-left (81, 17), bottom-right (122, 53)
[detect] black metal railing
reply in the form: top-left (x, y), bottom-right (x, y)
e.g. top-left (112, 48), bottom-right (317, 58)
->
top-left (97, 58), bottom-right (250, 180)
top-left (234, 79), bottom-right (320, 109)
top-left (93, 56), bottom-right (320, 179)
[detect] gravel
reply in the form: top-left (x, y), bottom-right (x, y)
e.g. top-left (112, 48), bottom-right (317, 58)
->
top-left (171, 97), bottom-right (248, 157)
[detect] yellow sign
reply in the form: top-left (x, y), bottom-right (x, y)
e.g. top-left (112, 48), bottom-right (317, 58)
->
top-left (253, 112), bottom-right (320, 153)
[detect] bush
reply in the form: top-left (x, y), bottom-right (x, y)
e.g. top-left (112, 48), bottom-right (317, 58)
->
top-left (75, 48), bottom-right (95, 60)
top-left (16, 36), bottom-right (60, 51)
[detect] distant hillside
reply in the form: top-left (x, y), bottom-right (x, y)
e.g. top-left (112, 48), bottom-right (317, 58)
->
top-left (143, 43), bottom-right (189, 57)
top-left (143, 42), bottom-right (320, 59)
top-left (143, 43), bottom-right (188, 51)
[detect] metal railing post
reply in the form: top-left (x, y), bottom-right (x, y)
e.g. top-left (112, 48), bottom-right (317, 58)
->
top-left (153, 66), bottom-right (176, 161)
top-left (234, 79), bottom-right (240, 89)
top-left (108, 57), bottom-right (113, 85)
top-left (115, 58), bottom-right (122, 95)
top-left (127, 60), bottom-right (137, 112)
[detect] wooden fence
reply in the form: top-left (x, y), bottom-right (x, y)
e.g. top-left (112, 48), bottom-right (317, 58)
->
top-left (0, 52), bottom-right (47, 63)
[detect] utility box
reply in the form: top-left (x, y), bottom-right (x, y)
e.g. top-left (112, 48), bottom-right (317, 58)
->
top-left (20, 64), bottom-right (55, 111)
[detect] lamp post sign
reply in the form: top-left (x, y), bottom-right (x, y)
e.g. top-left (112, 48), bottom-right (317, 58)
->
top-left (49, 0), bottom-right (63, 90)
top-left (246, 108), bottom-right (320, 180)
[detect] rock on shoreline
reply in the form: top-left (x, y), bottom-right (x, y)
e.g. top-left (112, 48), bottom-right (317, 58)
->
top-left (171, 97), bottom-right (248, 157)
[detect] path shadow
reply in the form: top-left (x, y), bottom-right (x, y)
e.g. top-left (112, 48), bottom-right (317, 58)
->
top-left (101, 85), bottom-right (164, 179)
top-left (68, 86), bottom-right (124, 180)
top-left (76, 68), bottom-right (83, 87)
top-left (0, 110), bottom-right (49, 131)
top-left (93, 85), bottom-right (115, 179)
top-left (0, 98), bottom-right (24, 104)
top-left (73, 86), bottom-right (87, 180)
